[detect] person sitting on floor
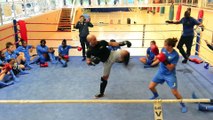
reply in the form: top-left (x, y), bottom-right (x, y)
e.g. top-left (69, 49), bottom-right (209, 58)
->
top-left (36, 39), bottom-right (57, 67)
top-left (139, 41), bottom-right (159, 68)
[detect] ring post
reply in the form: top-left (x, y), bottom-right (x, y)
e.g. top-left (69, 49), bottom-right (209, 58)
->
top-left (13, 19), bottom-right (19, 48)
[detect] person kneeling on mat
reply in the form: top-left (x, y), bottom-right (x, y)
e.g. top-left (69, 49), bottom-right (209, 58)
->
top-left (86, 34), bottom-right (131, 98)
top-left (139, 40), bottom-right (159, 68)
top-left (58, 39), bottom-right (82, 67)
top-left (148, 38), bottom-right (187, 113)
top-left (36, 39), bottom-right (57, 67)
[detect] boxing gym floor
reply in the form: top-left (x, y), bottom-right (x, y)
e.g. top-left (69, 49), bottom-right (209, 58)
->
top-left (0, 56), bottom-right (212, 120)
top-left (0, 4), bottom-right (213, 120)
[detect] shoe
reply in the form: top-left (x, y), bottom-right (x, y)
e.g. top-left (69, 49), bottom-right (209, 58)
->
top-left (149, 95), bottom-right (159, 100)
top-left (94, 93), bottom-right (104, 99)
top-left (181, 106), bottom-right (188, 113)
top-left (144, 65), bottom-right (151, 68)
top-left (182, 59), bottom-right (188, 64)
top-left (82, 57), bottom-right (86, 61)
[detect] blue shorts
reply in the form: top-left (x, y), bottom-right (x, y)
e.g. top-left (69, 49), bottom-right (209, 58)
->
top-left (146, 58), bottom-right (153, 65)
top-left (152, 71), bottom-right (177, 89)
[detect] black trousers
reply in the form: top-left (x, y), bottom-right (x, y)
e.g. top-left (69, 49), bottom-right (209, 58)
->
top-left (80, 36), bottom-right (89, 58)
top-left (177, 35), bottom-right (194, 59)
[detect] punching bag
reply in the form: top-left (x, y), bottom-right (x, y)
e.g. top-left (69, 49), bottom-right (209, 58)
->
top-left (176, 4), bottom-right (182, 20)
top-left (169, 4), bottom-right (174, 21)
top-left (18, 20), bottom-right (28, 42)
top-left (160, 7), bottom-right (165, 14)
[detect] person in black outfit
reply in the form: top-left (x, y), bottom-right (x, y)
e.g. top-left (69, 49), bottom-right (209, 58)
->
top-left (166, 11), bottom-right (203, 63)
top-left (86, 34), bottom-right (132, 98)
top-left (75, 15), bottom-right (93, 61)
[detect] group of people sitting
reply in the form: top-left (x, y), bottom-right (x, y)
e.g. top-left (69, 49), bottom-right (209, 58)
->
top-left (0, 39), bottom-right (82, 88)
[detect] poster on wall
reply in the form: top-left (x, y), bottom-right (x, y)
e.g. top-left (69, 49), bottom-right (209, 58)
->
top-left (3, 4), bottom-right (12, 17)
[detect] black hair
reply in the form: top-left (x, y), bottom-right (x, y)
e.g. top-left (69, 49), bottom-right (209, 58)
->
top-left (150, 40), bottom-right (156, 45)
top-left (6, 42), bottom-right (13, 48)
top-left (62, 39), bottom-right (67, 44)
top-left (21, 39), bottom-right (26, 44)
top-left (184, 11), bottom-right (190, 18)
top-left (165, 38), bottom-right (178, 47)
top-left (40, 39), bottom-right (46, 44)
top-left (110, 39), bottom-right (116, 42)
top-left (187, 8), bottom-right (191, 12)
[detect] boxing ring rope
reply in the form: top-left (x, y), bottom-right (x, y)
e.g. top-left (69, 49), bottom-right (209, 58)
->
top-left (75, 4), bottom-right (170, 8)
top-left (0, 25), bottom-right (14, 31)
top-left (0, 99), bottom-right (211, 104)
top-left (28, 38), bottom-right (73, 41)
top-left (0, 98), bottom-right (211, 120)
top-left (0, 32), bottom-right (19, 41)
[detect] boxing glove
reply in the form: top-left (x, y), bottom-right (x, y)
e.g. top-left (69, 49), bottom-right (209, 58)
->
top-left (151, 45), bottom-right (159, 55)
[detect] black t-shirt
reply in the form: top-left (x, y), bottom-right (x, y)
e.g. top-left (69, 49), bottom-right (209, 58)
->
top-left (86, 40), bottom-right (111, 62)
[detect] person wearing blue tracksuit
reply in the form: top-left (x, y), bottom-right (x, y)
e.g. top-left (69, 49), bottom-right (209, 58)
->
top-left (16, 40), bottom-right (39, 68)
top-left (36, 39), bottom-right (57, 65)
top-left (148, 38), bottom-right (187, 113)
top-left (58, 39), bottom-right (79, 67)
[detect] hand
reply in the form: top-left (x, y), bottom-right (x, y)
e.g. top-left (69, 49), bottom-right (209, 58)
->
top-left (156, 53), bottom-right (170, 65)
top-left (204, 40), bottom-right (208, 44)
top-left (165, 20), bottom-right (173, 24)
top-left (119, 41), bottom-right (132, 48)
top-left (77, 46), bottom-right (82, 51)
top-left (3, 63), bottom-right (12, 72)
top-left (86, 59), bottom-right (91, 65)
top-left (48, 47), bottom-right (55, 53)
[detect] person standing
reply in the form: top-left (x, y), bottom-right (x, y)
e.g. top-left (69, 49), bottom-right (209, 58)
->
top-left (166, 11), bottom-right (203, 63)
top-left (75, 15), bottom-right (93, 61)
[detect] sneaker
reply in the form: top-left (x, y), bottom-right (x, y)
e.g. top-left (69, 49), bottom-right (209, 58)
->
top-left (149, 95), bottom-right (159, 100)
top-left (181, 106), bottom-right (188, 113)
top-left (182, 59), bottom-right (188, 64)
top-left (94, 93), bottom-right (104, 99)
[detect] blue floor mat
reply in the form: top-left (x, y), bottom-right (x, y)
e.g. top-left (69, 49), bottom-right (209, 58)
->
top-left (0, 56), bottom-right (212, 120)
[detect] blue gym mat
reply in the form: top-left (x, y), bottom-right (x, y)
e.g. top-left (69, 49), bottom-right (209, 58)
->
top-left (0, 56), bottom-right (212, 120)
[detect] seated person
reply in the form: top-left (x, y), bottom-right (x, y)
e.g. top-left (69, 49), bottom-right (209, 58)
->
top-left (1, 51), bottom-right (27, 81)
top-left (36, 39), bottom-right (57, 67)
top-left (0, 51), bottom-right (6, 66)
top-left (107, 39), bottom-right (121, 51)
top-left (16, 39), bottom-right (39, 68)
top-left (139, 41), bottom-right (159, 68)
top-left (58, 39), bottom-right (81, 67)
top-left (4, 42), bottom-right (26, 68)
top-left (0, 59), bottom-right (15, 87)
